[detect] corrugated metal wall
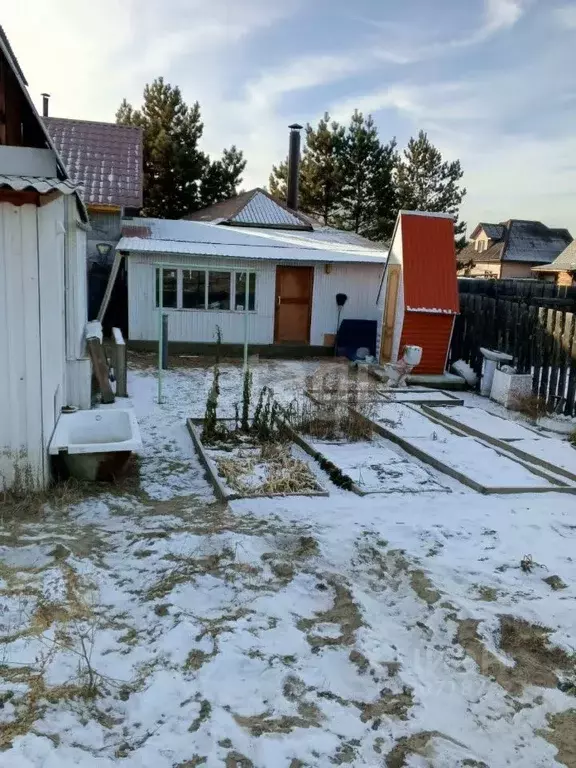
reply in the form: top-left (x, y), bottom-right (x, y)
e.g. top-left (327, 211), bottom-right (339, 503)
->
top-left (310, 263), bottom-right (383, 345)
top-left (128, 253), bottom-right (276, 344)
top-left (0, 199), bottom-right (67, 490)
top-left (127, 254), bottom-right (384, 346)
top-left (400, 313), bottom-right (454, 374)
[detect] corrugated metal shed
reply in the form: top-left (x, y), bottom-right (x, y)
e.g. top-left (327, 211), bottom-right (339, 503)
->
top-left (118, 217), bottom-right (388, 264)
top-left (44, 117), bottom-right (143, 208)
top-left (0, 174), bottom-right (77, 195)
top-left (401, 213), bottom-right (459, 313)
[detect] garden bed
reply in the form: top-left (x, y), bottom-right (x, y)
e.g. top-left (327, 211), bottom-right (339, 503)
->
top-left (187, 419), bottom-right (328, 501)
top-left (282, 395), bottom-right (449, 495)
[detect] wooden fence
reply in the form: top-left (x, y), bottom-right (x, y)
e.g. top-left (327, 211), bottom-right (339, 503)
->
top-left (448, 294), bottom-right (576, 415)
top-left (458, 278), bottom-right (576, 307)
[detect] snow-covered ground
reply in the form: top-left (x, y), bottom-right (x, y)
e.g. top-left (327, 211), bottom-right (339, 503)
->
top-left (1, 357), bottom-right (576, 767)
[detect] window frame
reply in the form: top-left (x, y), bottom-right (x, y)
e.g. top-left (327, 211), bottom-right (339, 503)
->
top-left (155, 266), bottom-right (257, 312)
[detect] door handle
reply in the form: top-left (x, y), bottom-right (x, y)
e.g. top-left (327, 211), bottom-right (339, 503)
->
top-left (277, 296), bottom-right (282, 307)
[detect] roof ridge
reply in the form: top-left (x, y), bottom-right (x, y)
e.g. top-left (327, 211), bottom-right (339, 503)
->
top-left (44, 116), bottom-right (142, 131)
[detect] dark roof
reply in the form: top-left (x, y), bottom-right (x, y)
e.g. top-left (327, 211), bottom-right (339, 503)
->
top-left (44, 117), bottom-right (143, 208)
top-left (184, 188), bottom-right (314, 230)
top-left (532, 239), bottom-right (576, 272)
top-left (466, 219), bottom-right (572, 265)
top-left (478, 222), bottom-right (505, 240)
top-left (503, 220), bottom-right (572, 263)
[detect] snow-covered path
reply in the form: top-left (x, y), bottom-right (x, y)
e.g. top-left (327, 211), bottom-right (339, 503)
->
top-left (1, 359), bottom-right (575, 767)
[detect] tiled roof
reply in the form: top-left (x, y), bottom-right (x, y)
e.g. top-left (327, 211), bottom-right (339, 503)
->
top-left (532, 239), bottom-right (576, 272)
top-left (458, 240), bottom-right (504, 264)
top-left (400, 213), bottom-right (459, 313)
top-left (44, 117), bottom-right (143, 208)
top-left (184, 187), bottom-right (313, 230)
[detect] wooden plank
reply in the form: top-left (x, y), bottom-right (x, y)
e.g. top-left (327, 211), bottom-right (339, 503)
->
top-left (538, 308), bottom-right (551, 403)
top-left (86, 337), bottom-right (115, 404)
top-left (557, 312), bottom-right (571, 417)
top-left (112, 327), bottom-right (127, 397)
top-left (565, 313), bottom-right (576, 417)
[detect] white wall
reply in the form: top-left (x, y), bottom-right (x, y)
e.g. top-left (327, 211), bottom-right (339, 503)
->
top-left (128, 253), bottom-right (276, 344)
top-left (310, 263), bottom-right (384, 346)
top-left (0, 203), bottom-right (44, 489)
top-left (128, 253), bottom-right (384, 346)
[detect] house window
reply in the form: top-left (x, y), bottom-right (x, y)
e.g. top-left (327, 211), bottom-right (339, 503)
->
top-left (155, 268), bottom-right (177, 308)
top-left (155, 267), bottom-right (255, 311)
top-left (207, 271), bottom-right (231, 310)
top-left (182, 270), bottom-right (206, 309)
top-left (235, 272), bottom-right (256, 311)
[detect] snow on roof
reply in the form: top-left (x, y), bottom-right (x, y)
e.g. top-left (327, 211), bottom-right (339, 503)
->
top-left (118, 217), bottom-right (388, 264)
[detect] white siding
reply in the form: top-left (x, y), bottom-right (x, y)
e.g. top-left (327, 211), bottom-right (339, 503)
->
top-left (0, 203), bottom-right (44, 488)
top-left (128, 253), bottom-right (276, 344)
top-left (310, 263), bottom-right (384, 346)
top-left (37, 199), bottom-right (67, 464)
top-left (128, 253), bottom-right (385, 347)
top-left (0, 198), bottom-right (70, 490)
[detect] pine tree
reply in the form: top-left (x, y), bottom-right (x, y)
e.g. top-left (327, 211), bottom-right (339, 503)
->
top-left (201, 146), bottom-right (246, 207)
top-left (396, 130), bottom-right (467, 244)
top-left (269, 113), bottom-right (346, 225)
top-left (116, 79), bottom-right (245, 218)
top-left (340, 111), bottom-right (398, 241)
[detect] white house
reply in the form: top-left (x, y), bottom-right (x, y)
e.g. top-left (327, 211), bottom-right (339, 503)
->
top-left (117, 216), bottom-right (388, 353)
top-left (0, 27), bottom-right (91, 491)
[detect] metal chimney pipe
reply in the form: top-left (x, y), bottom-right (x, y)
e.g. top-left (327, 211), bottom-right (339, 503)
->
top-left (41, 93), bottom-right (50, 117)
top-left (287, 123), bottom-right (302, 211)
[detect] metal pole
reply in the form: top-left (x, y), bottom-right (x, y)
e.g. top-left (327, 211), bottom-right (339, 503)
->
top-left (243, 270), bottom-right (249, 371)
top-left (162, 313), bottom-right (169, 370)
top-left (157, 266), bottom-right (163, 403)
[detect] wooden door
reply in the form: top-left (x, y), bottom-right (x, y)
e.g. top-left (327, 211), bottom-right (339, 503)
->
top-left (380, 264), bottom-right (401, 362)
top-left (274, 266), bottom-right (314, 344)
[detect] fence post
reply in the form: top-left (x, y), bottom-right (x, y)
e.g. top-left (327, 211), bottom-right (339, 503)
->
top-left (112, 327), bottom-right (127, 397)
top-left (161, 313), bottom-right (169, 370)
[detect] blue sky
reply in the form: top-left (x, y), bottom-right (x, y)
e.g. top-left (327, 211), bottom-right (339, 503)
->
top-left (4, 0), bottom-right (576, 235)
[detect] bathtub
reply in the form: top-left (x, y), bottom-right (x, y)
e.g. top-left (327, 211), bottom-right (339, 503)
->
top-left (49, 409), bottom-right (142, 481)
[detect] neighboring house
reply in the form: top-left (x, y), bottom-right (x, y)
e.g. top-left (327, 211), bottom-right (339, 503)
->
top-left (43, 111), bottom-right (143, 265)
top-left (117, 217), bottom-right (388, 352)
top-left (531, 239), bottom-right (576, 286)
top-left (0, 27), bottom-right (91, 490)
top-left (184, 187), bottom-right (316, 231)
top-left (458, 220), bottom-right (572, 279)
top-left (379, 212), bottom-right (459, 375)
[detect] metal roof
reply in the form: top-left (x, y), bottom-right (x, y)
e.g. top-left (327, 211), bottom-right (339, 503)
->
top-left (503, 220), bottom-right (572, 263)
top-left (184, 187), bottom-right (314, 230)
top-left (118, 217), bottom-right (388, 264)
top-left (400, 212), bottom-right (460, 313)
top-left (44, 117), bottom-right (143, 208)
top-left (479, 223), bottom-right (505, 240)
top-left (0, 174), bottom-right (78, 195)
top-left (532, 239), bottom-right (576, 272)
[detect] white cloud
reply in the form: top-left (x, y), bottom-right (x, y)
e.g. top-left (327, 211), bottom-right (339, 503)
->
top-left (554, 4), bottom-right (576, 28)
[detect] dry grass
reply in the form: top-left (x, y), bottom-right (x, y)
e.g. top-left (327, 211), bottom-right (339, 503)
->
top-left (0, 456), bottom-right (143, 519)
top-left (511, 393), bottom-right (548, 420)
top-left (285, 394), bottom-right (374, 443)
top-left (215, 443), bottom-right (321, 496)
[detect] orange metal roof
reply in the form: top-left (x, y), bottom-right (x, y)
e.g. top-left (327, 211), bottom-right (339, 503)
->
top-left (401, 213), bottom-right (459, 313)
